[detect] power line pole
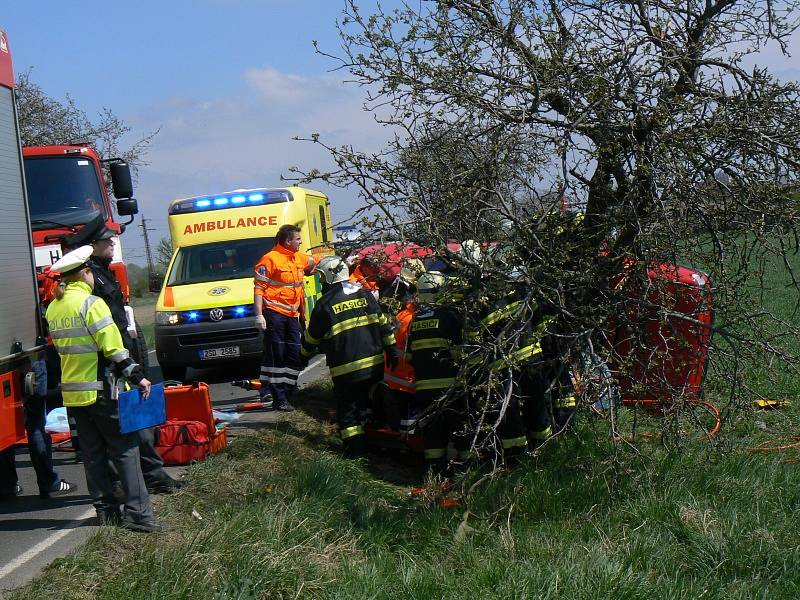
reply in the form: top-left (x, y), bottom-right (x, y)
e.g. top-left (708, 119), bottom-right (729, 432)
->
top-left (139, 214), bottom-right (156, 287)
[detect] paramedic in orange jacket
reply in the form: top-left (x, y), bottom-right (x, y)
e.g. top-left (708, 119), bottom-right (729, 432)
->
top-left (253, 224), bottom-right (315, 411)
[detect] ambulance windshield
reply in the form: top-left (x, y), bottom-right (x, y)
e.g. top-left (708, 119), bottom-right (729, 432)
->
top-left (167, 237), bottom-right (274, 286)
top-left (24, 156), bottom-right (108, 229)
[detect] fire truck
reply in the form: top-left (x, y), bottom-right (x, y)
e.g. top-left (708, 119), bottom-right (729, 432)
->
top-left (22, 142), bottom-right (145, 369)
top-left (0, 28), bottom-right (46, 453)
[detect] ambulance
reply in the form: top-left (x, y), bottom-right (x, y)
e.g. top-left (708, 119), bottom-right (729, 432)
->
top-left (154, 186), bottom-right (334, 381)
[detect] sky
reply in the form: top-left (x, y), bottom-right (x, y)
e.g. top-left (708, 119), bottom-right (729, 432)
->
top-left (3, 1), bottom-right (398, 266)
top-left (4, 1), bottom-right (800, 266)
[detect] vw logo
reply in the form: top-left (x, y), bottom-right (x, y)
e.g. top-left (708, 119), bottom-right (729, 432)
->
top-left (209, 308), bottom-right (224, 322)
top-left (208, 286), bottom-right (230, 296)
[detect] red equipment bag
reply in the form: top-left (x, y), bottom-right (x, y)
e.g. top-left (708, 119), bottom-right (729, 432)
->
top-left (154, 420), bottom-right (210, 466)
top-left (154, 382), bottom-right (228, 465)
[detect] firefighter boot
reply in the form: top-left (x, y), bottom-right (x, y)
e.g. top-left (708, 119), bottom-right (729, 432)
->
top-left (343, 434), bottom-right (367, 458)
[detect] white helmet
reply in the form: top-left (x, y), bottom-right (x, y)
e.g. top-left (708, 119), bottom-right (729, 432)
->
top-left (317, 256), bottom-right (349, 285)
top-left (416, 271), bottom-right (446, 302)
top-left (398, 258), bottom-right (425, 286)
top-left (457, 239), bottom-right (483, 268)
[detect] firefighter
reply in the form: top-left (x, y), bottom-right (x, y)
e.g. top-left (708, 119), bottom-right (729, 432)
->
top-left (379, 261), bottom-right (423, 432)
top-left (407, 272), bottom-right (469, 474)
top-left (472, 285), bottom-right (537, 461)
top-left (300, 256), bottom-right (400, 457)
top-left (46, 246), bottom-right (159, 532)
top-left (253, 224), bottom-right (316, 411)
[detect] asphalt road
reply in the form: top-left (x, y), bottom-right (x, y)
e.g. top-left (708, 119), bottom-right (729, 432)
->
top-left (0, 350), bottom-right (328, 597)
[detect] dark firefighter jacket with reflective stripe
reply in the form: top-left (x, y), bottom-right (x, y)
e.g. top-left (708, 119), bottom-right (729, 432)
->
top-left (301, 281), bottom-right (396, 383)
top-left (408, 305), bottom-right (464, 392)
top-left (476, 287), bottom-right (552, 371)
top-left (45, 281), bottom-right (144, 407)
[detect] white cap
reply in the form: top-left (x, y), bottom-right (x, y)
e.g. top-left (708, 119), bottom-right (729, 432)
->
top-left (50, 245), bottom-right (94, 276)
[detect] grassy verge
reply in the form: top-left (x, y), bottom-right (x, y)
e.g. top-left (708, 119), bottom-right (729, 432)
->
top-left (9, 377), bottom-right (800, 600)
top-left (11, 251), bottom-right (800, 599)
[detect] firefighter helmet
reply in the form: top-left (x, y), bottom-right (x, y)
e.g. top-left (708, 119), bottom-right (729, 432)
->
top-left (417, 271), bottom-right (446, 302)
top-left (398, 258), bottom-right (425, 286)
top-left (317, 256), bottom-right (350, 285)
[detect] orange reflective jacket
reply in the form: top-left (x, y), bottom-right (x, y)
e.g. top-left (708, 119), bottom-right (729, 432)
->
top-left (349, 263), bottom-right (379, 294)
top-left (384, 302), bottom-right (415, 393)
top-left (254, 245), bottom-right (314, 318)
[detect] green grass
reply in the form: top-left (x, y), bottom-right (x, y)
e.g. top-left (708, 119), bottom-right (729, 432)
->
top-left (10, 252), bottom-right (800, 599)
top-left (9, 379), bottom-right (800, 600)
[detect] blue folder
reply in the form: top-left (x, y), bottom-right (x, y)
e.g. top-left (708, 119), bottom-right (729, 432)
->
top-left (119, 383), bottom-right (167, 434)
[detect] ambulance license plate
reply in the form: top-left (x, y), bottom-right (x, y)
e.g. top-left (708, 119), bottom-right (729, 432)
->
top-left (199, 346), bottom-right (240, 360)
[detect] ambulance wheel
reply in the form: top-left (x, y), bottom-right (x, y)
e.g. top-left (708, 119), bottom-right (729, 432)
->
top-left (159, 363), bottom-right (186, 383)
top-left (132, 323), bottom-right (150, 373)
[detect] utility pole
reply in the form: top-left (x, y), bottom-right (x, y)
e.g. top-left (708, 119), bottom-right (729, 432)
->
top-left (139, 214), bottom-right (157, 290)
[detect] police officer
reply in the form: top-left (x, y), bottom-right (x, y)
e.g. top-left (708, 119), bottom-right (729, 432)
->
top-left (300, 256), bottom-right (400, 457)
top-left (46, 246), bottom-right (160, 532)
top-left (407, 272), bottom-right (470, 474)
top-left (86, 225), bottom-right (183, 494)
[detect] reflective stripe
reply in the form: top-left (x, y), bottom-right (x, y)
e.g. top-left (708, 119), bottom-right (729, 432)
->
top-left (60, 381), bottom-right (104, 391)
top-left (121, 362), bottom-right (139, 377)
top-left (384, 373), bottom-right (414, 387)
top-left (424, 448), bottom-right (446, 460)
top-left (263, 277), bottom-right (303, 288)
top-left (530, 425), bottom-right (553, 440)
top-left (501, 436), bottom-right (529, 449)
top-left (340, 425), bottom-right (364, 440)
top-left (555, 394), bottom-right (577, 408)
top-left (260, 376), bottom-right (298, 385)
top-left (56, 343), bottom-right (99, 354)
top-left (303, 329), bottom-right (321, 345)
top-left (415, 377), bottom-right (456, 391)
top-left (481, 300), bottom-right (522, 326)
top-left (87, 315), bottom-right (114, 334)
top-left (490, 343), bottom-right (542, 370)
top-left (79, 295), bottom-right (100, 320)
top-left (382, 334), bottom-right (396, 346)
top-left (260, 366), bottom-right (300, 376)
top-left (264, 299), bottom-right (299, 311)
top-left (109, 349), bottom-right (130, 363)
top-left (410, 338), bottom-right (450, 351)
top-left (326, 314), bottom-right (380, 339)
top-left (50, 326), bottom-right (91, 339)
top-left (329, 354), bottom-right (385, 378)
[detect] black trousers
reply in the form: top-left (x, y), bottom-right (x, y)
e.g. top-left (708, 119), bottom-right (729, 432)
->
top-left (71, 400), bottom-right (154, 524)
top-left (415, 389), bottom-right (469, 461)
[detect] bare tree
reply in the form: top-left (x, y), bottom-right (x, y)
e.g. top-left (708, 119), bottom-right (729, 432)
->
top-left (16, 70), bottom-right (157, 181)
top-left (292, 0), bottom-right (800, 451)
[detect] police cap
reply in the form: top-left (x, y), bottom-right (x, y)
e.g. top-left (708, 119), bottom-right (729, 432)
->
top-left (50, 245), bottom-right (94, 276)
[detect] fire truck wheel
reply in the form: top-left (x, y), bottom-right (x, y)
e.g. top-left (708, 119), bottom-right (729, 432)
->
top-left (159, 362), bottom-right (186, 383)
top-left (133, 323), bottom-right (150, 373)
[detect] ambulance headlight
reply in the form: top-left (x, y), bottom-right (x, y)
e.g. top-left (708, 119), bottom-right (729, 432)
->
top-left (155, 311), bottom-right (180, 326)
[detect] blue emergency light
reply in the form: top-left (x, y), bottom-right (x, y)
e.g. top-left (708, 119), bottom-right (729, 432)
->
top-left (235, 306), bottom-right (246, 316)
top-left (169, 189), bottom-right (295, 215)
top-left (187, 311), bottom-right (199, 321)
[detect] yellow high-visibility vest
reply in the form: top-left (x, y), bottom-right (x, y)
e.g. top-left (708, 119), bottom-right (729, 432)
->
top-left (45, 281), bottom-right (131, 407)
